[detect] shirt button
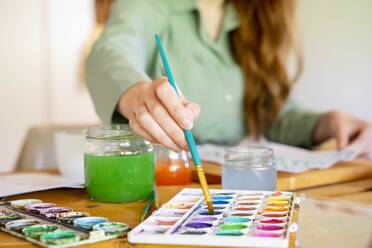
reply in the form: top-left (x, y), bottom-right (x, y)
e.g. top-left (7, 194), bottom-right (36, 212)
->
top-left (225, 93), bottom-right (233, 102)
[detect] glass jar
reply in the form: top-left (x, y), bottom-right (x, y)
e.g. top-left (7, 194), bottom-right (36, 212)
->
top-left (222, 146), bottom-right (277, 191)
top-left (155, 145), bottom-right (192, 185)
top-left (84, 125), bottom-right (155, 203)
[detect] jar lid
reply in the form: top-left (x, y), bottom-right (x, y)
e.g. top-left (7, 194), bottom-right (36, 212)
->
top-left (86, 125), bottom-right (153, 155)
top-left (87, 124), bottom-right (141, 140)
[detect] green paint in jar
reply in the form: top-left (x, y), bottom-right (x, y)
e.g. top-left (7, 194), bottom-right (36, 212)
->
top-left (84, 125), bottom-right (155, 203)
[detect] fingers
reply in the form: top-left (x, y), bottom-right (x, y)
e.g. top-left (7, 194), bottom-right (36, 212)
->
top-left (134, 104), bottom-right (182, 152)
top-left (183, 101), bottom-right (201, 120)
top-left (335, 121), bottom-right (350, 149)
top-left (144, 89), bottom-right (188, 150)
top-left (128, 117), bottom-right (156, 143)
top-left (154, 79), bottom-right (194, 130)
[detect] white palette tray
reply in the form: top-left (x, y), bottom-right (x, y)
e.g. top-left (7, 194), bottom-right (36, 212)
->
top-left (128, 188), bottom-right (300, 248)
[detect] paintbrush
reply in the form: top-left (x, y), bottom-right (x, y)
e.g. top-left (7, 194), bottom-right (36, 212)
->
top-left (155, 34), bottom-right (214, 215)
top-left (140, 190), bottom-right (155, 222)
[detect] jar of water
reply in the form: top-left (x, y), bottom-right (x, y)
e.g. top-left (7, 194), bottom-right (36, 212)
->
top-left (222, 146), bottom-right (277, 191)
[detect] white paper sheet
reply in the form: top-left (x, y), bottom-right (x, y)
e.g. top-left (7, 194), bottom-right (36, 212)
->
top-left (195, 138), bottom-right (366, 173)
top-left (0, 173), bottom-right (83, 198)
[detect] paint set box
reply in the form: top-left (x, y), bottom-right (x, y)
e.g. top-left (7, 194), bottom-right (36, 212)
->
top-left (129, 188), bottom-right (300, 247)
top-left (0, 199), bottom-right (129, 247)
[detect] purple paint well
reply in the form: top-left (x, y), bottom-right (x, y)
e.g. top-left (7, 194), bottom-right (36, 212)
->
top-left (25, 203), bottom-right (57, 214)
top-left (185, 222), bottom-right (213, 228)
top-left (192, 217), bottom-right (218, 222)
top-left (199, 211), bottom-right (222, 216)
top-left (253, 232), bottom-right (283, 238)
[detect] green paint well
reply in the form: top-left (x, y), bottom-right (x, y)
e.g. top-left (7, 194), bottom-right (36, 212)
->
top-left (220, 223), bottom-right (247, 231)
top-left (85, 152), bottom-right (155, 203)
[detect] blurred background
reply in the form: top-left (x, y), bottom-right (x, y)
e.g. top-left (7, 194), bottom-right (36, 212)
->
top-left (0, 0), bottom-right (371, 172)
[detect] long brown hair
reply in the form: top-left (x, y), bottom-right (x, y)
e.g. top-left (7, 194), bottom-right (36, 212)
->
top-left (231, 0), bottom-right (302, 137)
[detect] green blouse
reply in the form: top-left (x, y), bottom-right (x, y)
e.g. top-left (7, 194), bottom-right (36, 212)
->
top-left (86, 0), bottom-right (322, 147)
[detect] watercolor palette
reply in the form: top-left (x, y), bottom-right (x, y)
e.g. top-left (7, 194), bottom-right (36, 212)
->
top-left (0, 199), bottom-right (129, 247)
top-left (128, 188), bottom-right (300, 247)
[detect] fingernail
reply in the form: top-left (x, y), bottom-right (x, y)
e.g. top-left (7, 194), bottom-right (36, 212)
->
top-left (182, 119), bottom-right (193, 130)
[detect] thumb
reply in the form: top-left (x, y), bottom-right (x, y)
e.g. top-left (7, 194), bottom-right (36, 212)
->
top-left (336, 123), bottom-right (349, 149)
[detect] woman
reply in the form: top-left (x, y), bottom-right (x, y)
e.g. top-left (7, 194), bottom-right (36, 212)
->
top-left (87, 0), bottom-right (372, 157)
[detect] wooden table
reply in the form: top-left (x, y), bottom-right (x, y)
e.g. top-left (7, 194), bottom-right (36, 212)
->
top-left (1, 158), bottom-right (372, 247)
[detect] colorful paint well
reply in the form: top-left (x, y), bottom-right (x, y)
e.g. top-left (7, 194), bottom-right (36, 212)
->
top-left (198, 211), bottom-right (223, 216)
top-left (5, 219), bottom-right (39, 232)
top-left (192, 216), bottom-right (218, 222)
top-left (230, 212), bottom-right (254, 217)
top-left (155, 217), bottom-right (180, 225)
top-left (260, 218), bottom-right (285, 224)
top-left (40, 207), bottom-right (72, 218)
top-left (211, 200), bottom-right (230, 205)
top-left (224, 217), bottom-right (251, 223)
top-left (10, 199), bottom-right (42, 209)
top-left (220, 223), bottom-right (248, 231)
top-left (185, 222), bottom-right (213, 229)
top-left (56, 211), bottom-right (90, 224)
top-left (25, 203), bottom-right (57, 214)
top-left (262, 213), bottom-right (288, 218)
top-left (92, 222), bottom-right (129, 236)
top-left (232, 207), bottom-right (256, 211)
top-left (73, 217), bottom-right (108, 230)
top-left (215, 230), bottom-right (243, 236)
top-left (40, 230), bottom-right (80, 245)
top-left (256, 224), bottom-right (284, 231)
top-left (22, 224), bottom-right (58, 239)
top-left (0, 213), bottom-right (22, 225)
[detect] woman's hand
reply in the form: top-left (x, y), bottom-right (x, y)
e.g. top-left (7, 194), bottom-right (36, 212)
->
top-left (314, 111), bottom-right (372, 158)
top-left (118, 77), bottom-right (200, 152)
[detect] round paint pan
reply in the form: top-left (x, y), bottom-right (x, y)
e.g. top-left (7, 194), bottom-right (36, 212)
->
top-left (40, 230), bottom-right (80, 245)
top-left (198, 211), bottom-right (223, 216)
top-left (224, 217), bottom-right (251, 223)
top-left (235, 201), bottom-right (260, 206)
top-left (5, 219), bottom-right (40, 232)
top-left (192, 216), bottom-right (218, 222)
top-left (256, 224), bottom-right (285, 231)
top-left (73, 216), bottom-right (108, 230)
top-left (238, 197), bottom-right (262, 201)
top-left (0, 213), bottom-right (22, 226)
top-left (239, 193), bottom-right (263, 197)
top-left (253, 231), bottom-right (284, 238)
top-left (261, 213), bottom-right (288, 218)
top-left (92, 222), bottom-right (129, 236)
top-left (180, 229), bottom-right (207, 235)
top-left (141, 225), bottom-right (170, 234)
top-left (229, 212), bottom-right (254, 217)
top-left (212, 195), bottom-right (234, 200)
top-left (259, 218), bottom-right (286, 224)
top-left (266, 196), bottom-right (291, 202)
top-left (215, 230), bottom-right (243, 236)
top-left (25, 203), bottom-right (57, 214)
top-left (40, 207), bottom-right (72, 218)
top-left (265, 201), bottom-right (289, 207)
top-left (262, 206), bottom-right (289, 212)
top-left (22, 224), bottom-right (58, 239)
top-left (166, 201), bottom-right (195, 209)
top-left (155, 209), bottom-right (185, 217)
top-left (211, 200), bottom-right (231, 205)
top-left (202, 205), bottom-right (226, 211)
top-left (154, 216), bottom-right (180, 225)
top-left (220, 223), bottom-right (248, 231)
top-left (56, 211), bottom-right (90, 224)
top-left (10, 199), bottom-right (42, 209)
top-left (215, 192), bottom-right (236, 196)
top-left (185, 222), bottom-right (213, 229)
top-left (232, 206), bottom-right (257, 212)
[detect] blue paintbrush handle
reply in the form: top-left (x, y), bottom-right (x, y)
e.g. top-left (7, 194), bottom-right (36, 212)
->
top-left (155, 34), bottom-right (201, 166)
